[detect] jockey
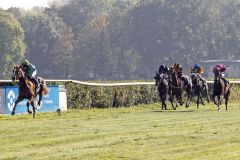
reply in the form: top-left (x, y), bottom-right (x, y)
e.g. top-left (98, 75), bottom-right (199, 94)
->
top-left (191, 63), bottom-right (207, 86)
top-left (21, 60), bottom-right (39, 90)
top-left (158, 64), bottom-right (170, 79)
top-left (174, 64), bottom-right (189, 87)
top-left (213, 64), bottom-right (229, 86)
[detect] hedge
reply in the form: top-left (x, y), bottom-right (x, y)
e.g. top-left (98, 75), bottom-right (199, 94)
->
top-left (65, 82), bottom-right (239, 109)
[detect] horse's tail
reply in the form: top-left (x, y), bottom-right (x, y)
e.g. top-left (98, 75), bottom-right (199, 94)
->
top-left (39, 78), bottom-right (49, 95)
top-left (212, 91), bottom-right (218, 105)
top-left (43, 86), bottom-right (49, 95)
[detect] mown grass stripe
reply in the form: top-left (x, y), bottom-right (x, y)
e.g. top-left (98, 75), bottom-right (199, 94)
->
top-left (0, 103), bottom-right (240, 159)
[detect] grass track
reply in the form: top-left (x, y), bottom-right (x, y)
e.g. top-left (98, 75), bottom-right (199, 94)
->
top-left (0, 102), bottom-right (240, 160)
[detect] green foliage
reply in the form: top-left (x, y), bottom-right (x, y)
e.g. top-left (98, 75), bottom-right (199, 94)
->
top-left (2, 0), bottom-right (240, 80)
top-left (0, 10), bottom-right (25, 78)
top-left (65, 83), bottom-right (158, 109)
top-left (65, 82), bottom-right (239, 109)
top-left (20, 12), bottom-right (74, 78)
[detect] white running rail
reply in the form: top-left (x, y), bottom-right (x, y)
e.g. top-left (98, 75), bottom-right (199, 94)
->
top-left (1, 79), bottom-right (240, 86)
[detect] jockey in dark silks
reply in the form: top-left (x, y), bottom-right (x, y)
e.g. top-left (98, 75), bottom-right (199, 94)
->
top-left (158, 64), bottom-right (171, 94)
top-left (191, 63), bottom-right (207, 87)
top-left (158, 64), bottom-right (169, 75)
top-left (21, 60), bottom-right (39, 91)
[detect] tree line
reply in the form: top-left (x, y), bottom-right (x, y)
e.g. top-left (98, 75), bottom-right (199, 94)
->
top-left (1, 0), bottom-right (240, 80)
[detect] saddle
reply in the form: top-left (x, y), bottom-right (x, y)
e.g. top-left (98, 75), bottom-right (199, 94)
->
top-left (28, 77), bottom-right (43, 94)
top-left (180, 75), bottom-right (191, 87)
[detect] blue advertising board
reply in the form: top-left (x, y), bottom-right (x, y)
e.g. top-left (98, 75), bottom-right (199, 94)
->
top-left (5, 86), bottom-right (59, 114)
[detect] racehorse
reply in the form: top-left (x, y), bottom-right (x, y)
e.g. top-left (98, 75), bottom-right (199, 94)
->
top-left (212, 68), bottom-right (230, 111)
top-left (154, 72), bottom-right (175, 110)
top-left (191, 73), bottom-right (210, 108)
top-left (11, 65), bottom-right (48, 118)
top-left (169, 64), bottom-right (192, 109)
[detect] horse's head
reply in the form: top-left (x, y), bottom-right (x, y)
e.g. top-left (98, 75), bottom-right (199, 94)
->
top-left (169, 66), bottom-right (177, 77)
top-left (213, 67), bottom-right (221, 80)
top-left (12, 65), bottom-right (25, 81)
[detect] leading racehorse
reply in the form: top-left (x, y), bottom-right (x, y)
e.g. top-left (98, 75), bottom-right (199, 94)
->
top-left (11, 65), bottom-right (48, 118)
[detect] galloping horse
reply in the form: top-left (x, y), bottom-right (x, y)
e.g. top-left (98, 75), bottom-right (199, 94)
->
top-left (169, 64), bottom-right (192, 108)
top-left (212, 68), bottom-right (230, 111)
top-left (154, 72), bottom-right (175, 110)
top-left (11, 65), bottom-right (48, 118)
top-left (191, 73), bottom-right (209, 108)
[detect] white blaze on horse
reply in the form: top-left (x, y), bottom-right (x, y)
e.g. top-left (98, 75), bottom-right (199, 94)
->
top-left (11, 65), bottom-right (48, 118)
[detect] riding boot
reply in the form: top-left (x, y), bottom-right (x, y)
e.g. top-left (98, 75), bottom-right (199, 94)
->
top-left (31, 77), bottom-right (39, 94)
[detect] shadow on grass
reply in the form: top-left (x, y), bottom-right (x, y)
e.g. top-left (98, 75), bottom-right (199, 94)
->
top-left (152, 109), bottom-right (195, 113)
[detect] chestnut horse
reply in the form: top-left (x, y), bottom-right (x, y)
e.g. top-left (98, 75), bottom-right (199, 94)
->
top-left (212, 69), bottom-right (230, 111)
top-left (11, 65), bottom-right (48, 118)
top-left (169, 64), bottom-right (192, 109)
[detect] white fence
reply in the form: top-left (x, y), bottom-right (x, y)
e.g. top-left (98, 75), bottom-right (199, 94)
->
top-left (1, 79), bottom-right (240, 86)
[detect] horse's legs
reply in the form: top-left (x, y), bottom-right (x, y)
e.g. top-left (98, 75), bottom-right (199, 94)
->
top-left (200, 94), bottom-right (205, 105)
top-left (163, 95), bottom-right (167, 110)
top-left (169, 94), bottom-right (176, 110)
top-left (30, 97), bottom-right (36, 118)
top-left (225, 93), bottom-right (229, 111)
top-left (37, 87), bottom-right (43, 107)
top-left (161, 100), bottom-right (166, 110)
top-left (26, 101), bottom-right (32, 114)
top-left (179, 93), bottom-right (184, 106)
top-left (217, 95), bottom-right (221, 111)
top-left (185, 91), bottom-right (192, 108)
top-left (176, 95), bottom-right (180, 108)
top-left (11, 97), bottom-right (23, 115)
top-left (197, 94), bottom-right (200, 109)
top-left (164, 101), bottom-right (167, 110)
top-left (205, 86), bottom-right (210, 103)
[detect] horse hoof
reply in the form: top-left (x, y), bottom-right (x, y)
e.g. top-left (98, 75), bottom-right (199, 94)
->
top-left (28, 110), bottom-right (32, 114)
top-left (11, 112), bottom-right (15, 115)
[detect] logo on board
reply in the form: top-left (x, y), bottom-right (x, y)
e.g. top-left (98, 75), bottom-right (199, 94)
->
top-left (7, 90), bottom-right (16, 111)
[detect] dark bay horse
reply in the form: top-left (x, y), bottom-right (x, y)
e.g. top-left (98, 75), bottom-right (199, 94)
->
top-left (191, 73), bottom-right (210, 108)
top-left (154, 72), bottom-right (175, 110)
top-left (11, 65), bottom-right (48, 118)
top-left (169, 65), bottom-right (192, 109)
top-left (212, 69), bottom-right (230, 111)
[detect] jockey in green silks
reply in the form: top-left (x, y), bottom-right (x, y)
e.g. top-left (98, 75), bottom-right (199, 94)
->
top-left (21, 60), bottom-right (39, 91)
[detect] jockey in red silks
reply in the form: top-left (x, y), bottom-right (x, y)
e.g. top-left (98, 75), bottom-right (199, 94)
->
top-left (213, 64), bottom-right (229, 93)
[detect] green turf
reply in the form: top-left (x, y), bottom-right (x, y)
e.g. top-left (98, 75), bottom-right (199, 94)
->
top-left (0, 102), bottom-right (240, 160)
